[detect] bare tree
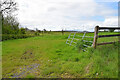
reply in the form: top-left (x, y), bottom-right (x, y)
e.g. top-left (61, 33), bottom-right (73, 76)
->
top-left (0, 0), bottom-right (18, 25)
top-left (0, 0), bottom-right (18, 16)
top-left (0, 0), bottom-right (19, 34)
top-left (3, 15), bottom-right (19, 29)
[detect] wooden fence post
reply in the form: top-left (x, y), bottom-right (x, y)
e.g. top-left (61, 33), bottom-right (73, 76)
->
top-left (0, 12), bottom-right (2, 41)
top-left (62, 29), bottom-right (64, 35)
top-left (93, 26), bottom-right (99, 48)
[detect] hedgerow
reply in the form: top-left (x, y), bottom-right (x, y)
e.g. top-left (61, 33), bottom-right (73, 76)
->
top-left (1, 34), bottom-right (35, 41)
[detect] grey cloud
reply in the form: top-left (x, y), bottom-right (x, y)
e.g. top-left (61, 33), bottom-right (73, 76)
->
top-left (16, 0), bottom-right (118, 31)
top-left (47, 7), bottom-right (57, 12)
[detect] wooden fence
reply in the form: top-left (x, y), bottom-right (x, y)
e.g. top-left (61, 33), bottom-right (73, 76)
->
top-left (93, 26), bottom-right (120, 48)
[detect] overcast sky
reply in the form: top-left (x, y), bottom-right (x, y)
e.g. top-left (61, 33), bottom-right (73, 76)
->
top-left (16, 0), bottom-right (119, 31)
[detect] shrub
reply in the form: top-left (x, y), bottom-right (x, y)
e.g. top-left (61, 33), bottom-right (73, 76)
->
top-left (76, 39), bottom-right (93, 51)
top-left (74, 57), bottom-right (79, 62)
top-left (2, 34), bottom-right (35, 41)
top-left (20, 28), bottom-right (26, 34)
top-left (109, 29), bottom-right (115, 32)
top-left (34, 32), bottom-right (39, 36)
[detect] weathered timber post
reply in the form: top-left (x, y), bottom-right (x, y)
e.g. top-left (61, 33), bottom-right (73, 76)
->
top-left (42, 31), bottom-right (44, 36)
top-left (93, 26), bottom-right (99, 48)
top-left (0, 12), bottom-right (2, 41)
top-left (62, 29), bottom-right (64, 35)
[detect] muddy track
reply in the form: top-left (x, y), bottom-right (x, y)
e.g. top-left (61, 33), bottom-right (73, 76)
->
top-left (11, 63), bottom-right (40, 78)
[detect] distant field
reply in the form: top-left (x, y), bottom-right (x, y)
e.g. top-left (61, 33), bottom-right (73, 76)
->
top-left (2, 32), bottom-right (119, 78)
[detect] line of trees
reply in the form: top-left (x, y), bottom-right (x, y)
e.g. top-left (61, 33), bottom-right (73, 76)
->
top-left (0, 0), bottom-right (37, 41)
top-left (0, 0), bottom-right (68, 41)
top-left (103, 29), bottom-right (115, 32)
top-left (1, 0), bottom-right (27, 34)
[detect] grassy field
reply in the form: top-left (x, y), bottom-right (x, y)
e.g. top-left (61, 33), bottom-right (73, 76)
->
top-left (2, 32), bottom-right (119, 78)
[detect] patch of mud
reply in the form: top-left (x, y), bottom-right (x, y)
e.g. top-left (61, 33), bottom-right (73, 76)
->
top-left (11, 63), bottom-right (40, 78)
top-left (21, 50), bottom-right (34, 59)
top-left (4, 50), bottom-right (40, 78)
top-left (85, 63), bottom-right (92, 74)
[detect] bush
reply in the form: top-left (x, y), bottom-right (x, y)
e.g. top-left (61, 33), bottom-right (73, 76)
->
top-left (76, 39), bottom-right (93, 51)
top-left (2, 34), bottom-right (35, 41)
top-left (20, 28), bottom-right (26, 34)
top-left (34, 32), bottom-right (39, 36)
top-left (109, 29), bottom-right (115, 32)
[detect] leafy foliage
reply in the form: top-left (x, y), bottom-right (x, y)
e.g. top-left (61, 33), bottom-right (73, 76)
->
top-left (0, 0), bottom-right (41, 41)
top-left (1, 0), bottom-right (19, 35)
top-left (2, 15), bottom-right (19, 34)
top-left (76, 39), bottom-right (93, 51)
top-left (20, 28), bottom-right (26, 34)
top-left (2, 34), bottom-right (35, 41)
top-left (109, 29), bottom-right (115, 32)
top-left (34, 32), bottom-right (39, 36)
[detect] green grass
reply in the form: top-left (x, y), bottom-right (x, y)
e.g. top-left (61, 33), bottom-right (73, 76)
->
top-left (2, 32), bottom-right (119, 78)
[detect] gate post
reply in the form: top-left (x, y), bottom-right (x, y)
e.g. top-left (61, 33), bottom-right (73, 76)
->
top-left (93, 26), bottom-right (99, 49)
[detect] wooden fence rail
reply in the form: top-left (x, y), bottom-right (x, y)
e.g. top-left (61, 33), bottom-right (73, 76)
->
top-left (98, 34), bottom-right (120, 38)
top-left (99, 27), bottom-right (120, 30)
top-left (93, 26), bottom-right (120, 48)
top-left (97, 41), bottom-right (120, 46)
